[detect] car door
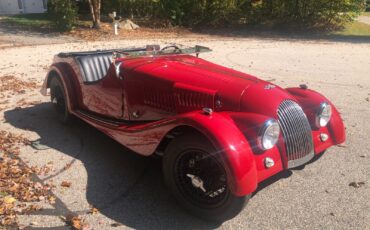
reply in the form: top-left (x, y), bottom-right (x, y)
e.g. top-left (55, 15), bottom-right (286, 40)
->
top-left (77, 54), bottom-right (124, 119)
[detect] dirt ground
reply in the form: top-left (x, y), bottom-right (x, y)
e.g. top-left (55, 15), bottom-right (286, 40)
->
top-left (0, 37), bottom-right (369, 229)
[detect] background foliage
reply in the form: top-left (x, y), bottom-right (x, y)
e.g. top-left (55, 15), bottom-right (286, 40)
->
top-left (66, 0), bottom-right (367, 29)
top-left (47, 0), bottom-right (78, 31)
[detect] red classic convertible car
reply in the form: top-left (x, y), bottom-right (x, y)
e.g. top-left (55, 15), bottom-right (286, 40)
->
top-left (41, 45), bottom-right (345, 221)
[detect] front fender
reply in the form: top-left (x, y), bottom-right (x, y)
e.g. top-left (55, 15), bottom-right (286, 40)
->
top-left (86, 110), bottom-right (280, 196)
top-left (178, 111), bottom-right (258, 196)
top-left (286, 87), bottom-right (346, 145)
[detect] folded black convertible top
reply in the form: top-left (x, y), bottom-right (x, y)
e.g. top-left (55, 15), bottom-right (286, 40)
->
top-left (57, 47), bottom-right (147, 58)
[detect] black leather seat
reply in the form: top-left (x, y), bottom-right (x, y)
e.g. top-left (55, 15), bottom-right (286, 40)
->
top-left (76, 53), bottom-right (112, 83)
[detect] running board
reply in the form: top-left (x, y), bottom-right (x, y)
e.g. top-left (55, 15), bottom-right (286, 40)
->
top-left (75, 110), bottom-right (131, 128)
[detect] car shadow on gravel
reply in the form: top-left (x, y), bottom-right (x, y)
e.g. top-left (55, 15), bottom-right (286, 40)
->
top-left (4, 103), bottom-right (220, 229)
top-left (5, 102), bottom-right (300, 229)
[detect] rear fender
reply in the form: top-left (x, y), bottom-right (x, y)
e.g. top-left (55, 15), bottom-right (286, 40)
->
top-left (286, 87), bottom-right (346, 145)
top-left (42, 63), bottom-right (80, 112)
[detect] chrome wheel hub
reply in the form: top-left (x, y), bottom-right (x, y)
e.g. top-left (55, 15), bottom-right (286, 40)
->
top-left (186, 174), bottom-right (207, 193)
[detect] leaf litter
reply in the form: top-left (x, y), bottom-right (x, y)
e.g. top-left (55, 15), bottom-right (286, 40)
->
top-left (0, 75), bottom-right (38, 94)
top-left (0, 130), bottom-right (93, 228)
top-left (0, 131), bottom-right (52, 227)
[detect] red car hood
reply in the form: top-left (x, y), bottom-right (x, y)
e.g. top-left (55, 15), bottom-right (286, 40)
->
top-left (122, 55), bottom-right (294, 115)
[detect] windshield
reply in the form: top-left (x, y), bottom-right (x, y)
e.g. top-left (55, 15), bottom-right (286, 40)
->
top-left (58, 44), bottom-right (212, 59)
top-left (114, 44), bottom-right (212, 58)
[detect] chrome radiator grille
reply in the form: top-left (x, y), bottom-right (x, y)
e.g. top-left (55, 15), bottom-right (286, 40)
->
top-left (277, 100), bottom-right (314, 168)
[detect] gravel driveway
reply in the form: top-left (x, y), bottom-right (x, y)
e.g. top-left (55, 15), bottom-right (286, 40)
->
top-left (0, 37), bottom-right (369, 229)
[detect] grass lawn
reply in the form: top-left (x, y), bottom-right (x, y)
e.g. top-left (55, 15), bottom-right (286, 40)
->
top-left (1, 13), bottom-right (53, 30)
top-left (331, 21), bottom-right (370, 36)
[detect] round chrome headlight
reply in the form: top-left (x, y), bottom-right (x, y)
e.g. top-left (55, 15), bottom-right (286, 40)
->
top-left (316, 102), bottom-right (332, 127)
top-left (259, 119), bottom-right (280, 150)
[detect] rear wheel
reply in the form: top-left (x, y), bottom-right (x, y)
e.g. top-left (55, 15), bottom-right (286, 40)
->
top-left (163, 134), bottom-right (249, 222)
top-left (50, 76), bottom-right (73, 124)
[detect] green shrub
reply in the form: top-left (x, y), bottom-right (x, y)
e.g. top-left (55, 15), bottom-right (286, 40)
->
top-left (48, 0), bottom-right (78, 31)
top-left (98, 0), bottom-right (365, 29)
top-left (14, 0), bottom-right (364, 31)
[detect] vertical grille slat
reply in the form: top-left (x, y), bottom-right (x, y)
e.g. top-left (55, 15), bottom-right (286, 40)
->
top-left (278, 100), bottom-right (314, 168)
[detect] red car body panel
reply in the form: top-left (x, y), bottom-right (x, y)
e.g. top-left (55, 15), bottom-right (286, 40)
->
top-left (42, 48), bottom-right (346, 196)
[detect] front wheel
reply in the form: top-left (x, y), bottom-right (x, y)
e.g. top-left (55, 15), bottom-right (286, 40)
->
top-left (162, 133), bottom-right (250, 222)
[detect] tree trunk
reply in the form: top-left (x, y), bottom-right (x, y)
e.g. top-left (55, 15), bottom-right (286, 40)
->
top-left (88, 0), bottom-right (101, 29)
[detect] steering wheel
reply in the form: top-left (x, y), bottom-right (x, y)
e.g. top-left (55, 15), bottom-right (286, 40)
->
top-left (161, 45), bottom-right (182, 54)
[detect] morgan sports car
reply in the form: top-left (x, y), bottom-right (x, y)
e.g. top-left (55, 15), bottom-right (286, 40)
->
top-left (41, 45), bottom-right (345, 221)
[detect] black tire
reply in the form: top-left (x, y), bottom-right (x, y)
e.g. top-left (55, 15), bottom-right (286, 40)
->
top-left (163, 133), bottom-right (250, 222)
top-left (50, 76), bottom-right (73, 124)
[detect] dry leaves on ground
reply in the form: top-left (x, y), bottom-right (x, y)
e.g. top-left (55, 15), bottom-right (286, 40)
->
top-left (31, 161), bottom-right (55, 177)
top-left (0, 75), bottom-right (39, 94)
top-left (0, 75), bottom-right (41, 111)
top-left (67, 22), bottom-right (192, 42)
top-left (0, 131), bottom-right (52, 227)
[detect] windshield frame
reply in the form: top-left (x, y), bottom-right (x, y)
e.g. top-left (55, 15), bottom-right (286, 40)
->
top-left (114, 45), bottom-right (212, 59)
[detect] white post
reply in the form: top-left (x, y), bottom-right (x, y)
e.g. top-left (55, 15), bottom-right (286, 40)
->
top-left (109, 11), bottom-right (119, 36)
top-left (114, 23), bottom-right (118, 35)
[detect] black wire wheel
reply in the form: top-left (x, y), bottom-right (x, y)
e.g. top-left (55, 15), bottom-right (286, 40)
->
top-left (163, 133), bottom-right (250, 222)
top-left (50, 76), bottom-right (73, 124)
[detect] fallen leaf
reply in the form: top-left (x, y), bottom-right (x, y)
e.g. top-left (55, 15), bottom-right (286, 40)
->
top-left (111, 223), bottom-right (122, 227)
top-left (63, 162), bottom-right (73, 170)
top-left (30, 221), bottom-right (38, 226)
top-left (48, 196), bottom-right (56, 204)
top-left (61, 181), bottom-right (72, 188)
top-left (349, 181), bottom-right (365, 188)
top-left (4, 196), bottom-right (16, 204)
top-left (65, 214), bottom-right (87, 230)
top-left (89, 207), bottom-right (99, 215)
top-left (0, 191), bottom-right (8, 197)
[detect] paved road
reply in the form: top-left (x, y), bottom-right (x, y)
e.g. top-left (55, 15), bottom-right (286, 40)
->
top-left (0, 17), bottom-right (79, 48)
top-left (0, 38), bottom-right (369, 229)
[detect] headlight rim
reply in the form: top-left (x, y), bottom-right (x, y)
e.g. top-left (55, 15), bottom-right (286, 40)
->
top-left (316, 102), bottom-right (332, 128)
top-left (258, 119), bottom-right (280, 150)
